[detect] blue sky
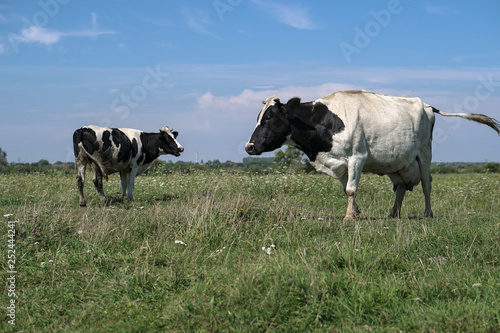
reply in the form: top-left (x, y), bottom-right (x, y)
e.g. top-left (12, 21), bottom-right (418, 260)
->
top-left (1, 0), bottom-right (499, 164)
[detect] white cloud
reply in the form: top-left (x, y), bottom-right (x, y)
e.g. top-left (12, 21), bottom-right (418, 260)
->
top-left (10, 25), bottom-right (116, 47)
top-left (8, 13), bottom-right (115, 49)
top-left (65, 29), bottom-right (116, 38)
top-left (196, 83), bottom-right (357, 117)
top-left (182, 7), bottom-right (213, 36)
top-left (251, 0), bottom-right (319, 29)
top-left (15, 26), bottom-right (62, 45)
top-left (0, 44), bottom-right (5, 54)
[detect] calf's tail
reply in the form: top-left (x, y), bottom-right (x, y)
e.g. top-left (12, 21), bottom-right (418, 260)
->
top-left (73, 129), bottom-right (109, 181)
top-left (431, 106), bottom-right (500, 135)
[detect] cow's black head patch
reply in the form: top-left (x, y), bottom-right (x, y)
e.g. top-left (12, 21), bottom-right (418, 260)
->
top-left (245, 98), bottom-right (292, 155)
top-left (246, 96), bottom-right (345, 161)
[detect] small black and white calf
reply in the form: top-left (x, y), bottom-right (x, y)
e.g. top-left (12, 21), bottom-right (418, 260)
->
top-left (73, 125), bottom-right (184, 206)
top-left (246, 90), bottom-right (499, 220)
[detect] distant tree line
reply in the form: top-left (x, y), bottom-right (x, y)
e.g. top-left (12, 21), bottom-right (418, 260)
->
top-left (0, 146), bottom-right (498, 175)
top-left (431, 162), bottom-right (499, 174)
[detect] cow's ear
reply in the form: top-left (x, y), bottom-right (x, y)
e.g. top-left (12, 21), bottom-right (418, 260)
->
top-left (284, 97), bottom-right (301, 119)
top-left (172, 131), bottom-right (179, 139)
top-left (286, 97), bottom-right (301, 108)
top-left (262, 95), bottom-right (279, 105)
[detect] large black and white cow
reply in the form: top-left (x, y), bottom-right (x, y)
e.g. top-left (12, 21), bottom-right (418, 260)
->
top-left (73, 125), bottom-right (184, 206)
top-left (246, 90), bottom-right (499, 220)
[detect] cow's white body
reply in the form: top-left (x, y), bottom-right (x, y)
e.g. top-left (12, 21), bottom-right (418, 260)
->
top-left (246, 90), bottom-right (499, 219)
top-left (312, 91), bottom-right (434, 218)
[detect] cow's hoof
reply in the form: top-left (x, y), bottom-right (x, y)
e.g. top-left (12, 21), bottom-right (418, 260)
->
top-left (424, 210), bottom-right (434, 218)
top-left (79, 202), bottom-right (87, 207)
top-left (343, 214), bottom-right (359, 221)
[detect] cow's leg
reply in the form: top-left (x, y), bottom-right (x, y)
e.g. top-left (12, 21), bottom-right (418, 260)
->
top-left (343, 158), bottom-right (364, 220)
top-left (389, 185), bottom-right (406, 218)
top-left (75, 158), bottom-right (87, 207)
top-left (417, 152), bottom-right (433, 218)
top-left (120, 171), bottom-right (129, 200)
top-left (92, 164), bottom-right (107, 205)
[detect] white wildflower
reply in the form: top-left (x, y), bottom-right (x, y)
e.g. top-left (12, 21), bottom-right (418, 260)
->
top-left (3, 214), bottom-right (13, 217)
top-left (212, 247), bottom-right (226, 256)
top-left (262, 244), bottom-right (275, 255)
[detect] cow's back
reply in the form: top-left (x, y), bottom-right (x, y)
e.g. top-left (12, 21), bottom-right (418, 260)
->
top-left (318, 91), bottom-right (435, 174)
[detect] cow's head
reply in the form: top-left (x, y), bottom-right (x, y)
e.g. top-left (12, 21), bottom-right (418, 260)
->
top-left (159, 127), bottom-right (184, 156)
top-left (245, 96), bottom-right (298, 155)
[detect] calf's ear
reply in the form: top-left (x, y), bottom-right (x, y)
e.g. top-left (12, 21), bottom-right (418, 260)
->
top-left (172, 131), bottom-right (179, 138)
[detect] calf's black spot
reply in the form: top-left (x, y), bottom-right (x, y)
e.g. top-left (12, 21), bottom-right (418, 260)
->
top-left (102, 130), bottom-right (112, 151)
top-left (111, 128), bottom-right (133, 163)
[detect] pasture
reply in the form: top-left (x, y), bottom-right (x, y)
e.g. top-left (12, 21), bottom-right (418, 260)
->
top-left (1, 170), bottom-right (499, 332)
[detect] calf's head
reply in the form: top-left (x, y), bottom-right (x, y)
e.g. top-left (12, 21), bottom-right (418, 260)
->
top-left (159, 127), bottom-right (184, 156)
top-left (245, 96), bottom-right (292, 155)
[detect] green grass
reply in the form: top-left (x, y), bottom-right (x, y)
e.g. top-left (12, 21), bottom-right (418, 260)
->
top-left (1, 171), bottom-right (499, 332)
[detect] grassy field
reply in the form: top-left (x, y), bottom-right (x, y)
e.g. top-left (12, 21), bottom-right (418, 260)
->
top-left (1, 170), bottom-right (499, 332)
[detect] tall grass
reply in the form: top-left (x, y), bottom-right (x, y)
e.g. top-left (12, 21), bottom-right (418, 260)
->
top-left (0, 171), bottom-right (499, 332)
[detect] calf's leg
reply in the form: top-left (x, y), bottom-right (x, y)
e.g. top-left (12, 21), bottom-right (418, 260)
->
top-left (76, 160), bottom-right (87, 207)
top-left (92, 164), bottom-right (107, 205)
top-left (120, 171), bottom-right (129, 200)
top-left (126, 168), bottom-right (139, 201)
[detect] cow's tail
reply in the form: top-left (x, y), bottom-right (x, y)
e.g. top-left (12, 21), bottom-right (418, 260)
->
top-left (430, 106), bottom-right (500, 135)
top-left (76, 141), bottom-right (109, 181)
